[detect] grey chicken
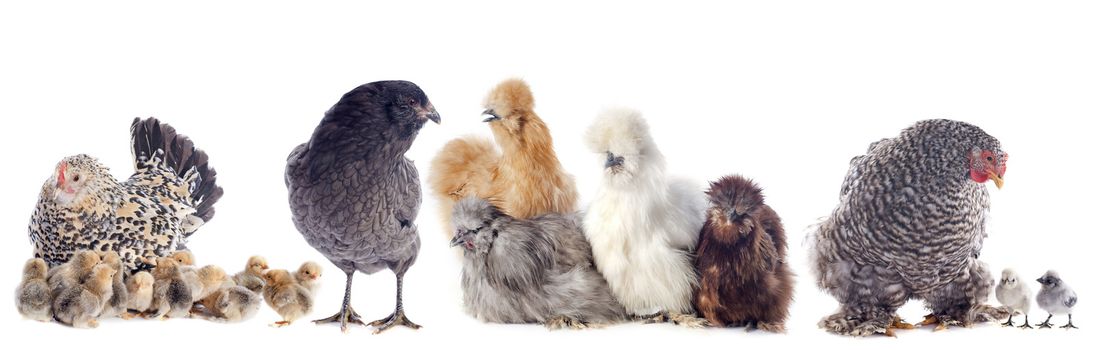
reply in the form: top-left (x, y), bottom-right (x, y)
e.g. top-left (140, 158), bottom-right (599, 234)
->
top-left (810, 119), bottom-right (1009, 336)
top-left (1035, 270), bottom-right (1078, 329)
top-left (285, 80), bottom-right (439, 333)
top-left (450, 197), bottom-right (626, 329)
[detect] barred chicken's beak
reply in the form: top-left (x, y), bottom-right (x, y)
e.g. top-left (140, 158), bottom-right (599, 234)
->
top-left (482, 109), bottom-right (500, 123)
top-left (988, 172), bottom-right (1004, 189)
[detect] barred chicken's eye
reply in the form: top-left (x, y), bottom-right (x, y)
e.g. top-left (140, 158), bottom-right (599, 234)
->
top-left (986, 156), bottom-right (993, 162)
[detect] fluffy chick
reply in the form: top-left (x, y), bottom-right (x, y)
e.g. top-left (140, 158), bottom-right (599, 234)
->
top-left (233, 256), bottom-right (268, 294)
top-left (149, 256), bottom-right (193, 319)
top-left (193, 265), bottom-right (231, 301)
top-left (583, 108), bottom-right (707, 326)
top-left (294, 261), bottom-right (322, 294)
top-left (1036, 270), bottom-right (1078, 329)
top-left (430, 79), bottom-right (578, 237)
top-left (195, 285), bottom-right (262, 323)
top-left (47, 250), bottom-right (101, 300)
top-left (15, 258), bottom-right (52, 321)
top-left (98, 251), bottom-right (129, 318)
top-left (451, 197), bottom-right (626, 329)
top-left (53, 263), bottom-right (115, 328)
top-left (124, 271), bottom-right (154, 317)
top-left (263, 269), bottom-right (313, 327)
top-left (694, 176), bottom-right (795, 333)
top-left (996, 268), bottom-right (1032, 328)
top-left (170, 250), bottom-right (195, 266)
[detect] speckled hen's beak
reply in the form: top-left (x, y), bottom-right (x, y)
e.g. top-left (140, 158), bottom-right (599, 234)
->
top-left (988, 172), bottom-right (1004, 189)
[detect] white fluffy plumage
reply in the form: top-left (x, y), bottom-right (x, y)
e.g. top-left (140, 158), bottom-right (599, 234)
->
top-left (582, 107), bottom-right (705, 316)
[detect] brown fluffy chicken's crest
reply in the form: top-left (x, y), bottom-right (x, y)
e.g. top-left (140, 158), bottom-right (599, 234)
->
top-left (706, 175), bottom-right (767, 238)
top-left (483, 78), bottom-right (535, 119)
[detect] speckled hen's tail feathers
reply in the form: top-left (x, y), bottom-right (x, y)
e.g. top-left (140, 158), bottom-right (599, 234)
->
top-left (428, 136), bottom-right (499, 237)
top-left (130, 117), bottom-right (224, 225)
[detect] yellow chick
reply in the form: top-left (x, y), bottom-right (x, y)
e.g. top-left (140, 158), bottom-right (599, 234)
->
top-left (262, 269), bottom-right (313, 327)
top-left (16, 258), bottom-right (52, 321)
top-left (233, 256), bottom-right (268, 294)
top-left (194, 265), bottom-right (231, 300)
top-left (53, 263), bottom-right (115, 328)
top-left (124, 271), bottom-right (154, 319)
top-left (149, 256), bottom-right (193, 319)
top-left (47, 250), bottom-right (101, 300)
top-left (293, 261), bottom-right (322, 294)
top-left (98, 251), bottom-right (129, 318)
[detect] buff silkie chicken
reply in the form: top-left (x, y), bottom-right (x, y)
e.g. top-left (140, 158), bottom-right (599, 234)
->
top-left (583, 108), bottom-right (707, 327)
top-left (811, 119), bottom-right (1009, 337)
top-left (29, 118), bottom-right (223, 272)
top-left (429, 79), bottom-right (578, 237)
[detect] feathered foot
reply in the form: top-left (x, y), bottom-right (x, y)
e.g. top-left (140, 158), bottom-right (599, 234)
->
top-left (884, 317), bottom-right (916, 337)
top-left (545, 316), bottom-right (590, 330)
top-left (916, 314), bottom-right (958, 331)
top-left (1001, 315), bottom-right (1015, 327)
top-left (668, 312), bottom-right (709, 328)
top-left (820, 311), bottom-right (892, 337)
top-left (1060, 314), bottom-right (1078, 330)
top-left (313, 271), bottom-right (366, 333)
top-left (1018, 315), bottom-right (1033, 329)
top-left (1037, 314), bottom-right (1054, 329)
top-left (635, 311), bottom-right (668, 324)
top-left (756, 321), bottom-right (786, 333)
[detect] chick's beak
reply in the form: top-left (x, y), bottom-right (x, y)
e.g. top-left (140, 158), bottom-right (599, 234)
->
top-left (988, 171), bottom-right (1004, 189)
top-left (482, 109), bottom-right (500, 123)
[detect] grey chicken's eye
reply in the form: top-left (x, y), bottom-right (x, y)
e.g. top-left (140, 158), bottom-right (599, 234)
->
top-left (398, 104), bottom-right (410, 110)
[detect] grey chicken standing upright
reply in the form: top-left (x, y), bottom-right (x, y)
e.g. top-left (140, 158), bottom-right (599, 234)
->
top-left (285, 80), bottom-right (439, 333)
top-left (810, 119), bottom-right (1009, 337)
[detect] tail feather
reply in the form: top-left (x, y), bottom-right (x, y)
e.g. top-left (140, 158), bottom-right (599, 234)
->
top-left (130, 117), bottom-right (223, 223)
top-left (428, 136), bottom-right (500, 237)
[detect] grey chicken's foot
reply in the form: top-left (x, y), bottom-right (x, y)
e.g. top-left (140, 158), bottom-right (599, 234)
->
top-left (917, 313), bottom-right (960, 331)
top-left (369, 273), bottom-right (421, 334)
top-left (1061, 314), bottom-right (1078, 330)
top-left (820, 311), bottom-right (895, 337)
top-left (313, 270), bottom-right (365, 333)
top-left (1037, 314), bottom-right (1054, 329)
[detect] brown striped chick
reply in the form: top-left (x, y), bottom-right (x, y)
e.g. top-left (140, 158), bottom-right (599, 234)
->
top-left (124, 271), bottom-right (154, 318)
top-left (47, 250), bottom-right (101, 300)
top-left (148, 256), bottom-right (193, 319)
top-left (53, 263), bottom-right (115, 328)
top-left (233, 256), bottom-right (268, 294)
top-left (98, 251), bottom-right (129, 318)
top-left (263, 269), bottom-right (313, 327)
top-left (293, 261), bottom-right (322, 294)
top-left (193, 265), bottom-right (231, 300)
top-left (16, 258), bottom-right (52, 321)
top-left (195, 285), bottom-right (262, 323)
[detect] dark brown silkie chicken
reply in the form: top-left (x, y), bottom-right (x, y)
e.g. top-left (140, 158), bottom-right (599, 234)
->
top-left (694, 175), bottom-right (794, 332)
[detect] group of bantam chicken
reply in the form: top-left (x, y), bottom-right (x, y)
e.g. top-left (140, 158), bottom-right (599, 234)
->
top-left (17, 79), bottom-right (1078, 337)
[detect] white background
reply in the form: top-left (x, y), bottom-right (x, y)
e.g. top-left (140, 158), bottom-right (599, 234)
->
top-left (1, 0), bottom-right (1090, 348)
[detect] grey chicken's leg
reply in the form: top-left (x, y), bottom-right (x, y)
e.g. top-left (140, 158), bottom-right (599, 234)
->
top-left (1037, 314), bottom-right (1054, 328)
top-left (313, 270), bottom-right (365, 333)
top-left (1060, 314), bottom-right (1078, 329)
top-left (369, 271), bottom-right (420, 334)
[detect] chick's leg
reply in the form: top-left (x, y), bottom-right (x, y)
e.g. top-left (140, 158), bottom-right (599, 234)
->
top-left (1060, 314), bottom-right (1078, 329)
top-left (1018, 315), bottom-right (1033, 329)
top-left (1036, 314), bottom-right (1054, 328)
top-left (369, 271), bottom-right (420, 334)
top-left (1001, 314), bottom-right (1015, 327)
top-left (312, 270), bottom-right (365, 333)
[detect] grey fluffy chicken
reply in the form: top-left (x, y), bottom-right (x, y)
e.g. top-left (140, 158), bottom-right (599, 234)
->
top-left (811, 119), bottom-right (1009, 336)
top-left (16, 258), bottom-right (52, 321)
top-left (29, 118), bottom-right (222, 272)
top-left (285, 80), bottom-right (439, 333)
top-left (450, 197), bottom-right (625, 329)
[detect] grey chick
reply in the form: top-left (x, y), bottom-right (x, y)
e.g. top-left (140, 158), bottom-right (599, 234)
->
top-left (233, 255), bottom-right (268, 295)
top-left (285, 80), bottom-right (439, 333)
top-left (148, 256), bottom-right (193, 319)
top-left (196, 285), bottom-right (261, 323)
top-left (124, 271), bottom-right (154, 318)
top-left (98, 251), bottom-right (129, 319)
top-left (1036, 270), bottom-right (1078, 329)
top-left (47, 250), bottom-right (101, 300)
top-left (15, 258), bottom-right (51, 321)
top-left (53, 263), bottom-right (115, 328)
top-left (450, 197), bottom-right (626, 329)
top-left (996, 268), bottom-right (1032, 328)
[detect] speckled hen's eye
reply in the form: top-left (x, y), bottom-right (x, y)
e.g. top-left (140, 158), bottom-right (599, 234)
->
top-left (73, 175), bottom-right (80, 182)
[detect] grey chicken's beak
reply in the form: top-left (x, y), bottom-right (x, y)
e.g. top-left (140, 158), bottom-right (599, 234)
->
top-left (423, 103), bottom-right (441, 124)
top-left (605, 152), bottom-right (624, 169)
top-left (482, 109), bottom-right (500, 123)
top-left (450, 231), bottom-right (469, 248)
